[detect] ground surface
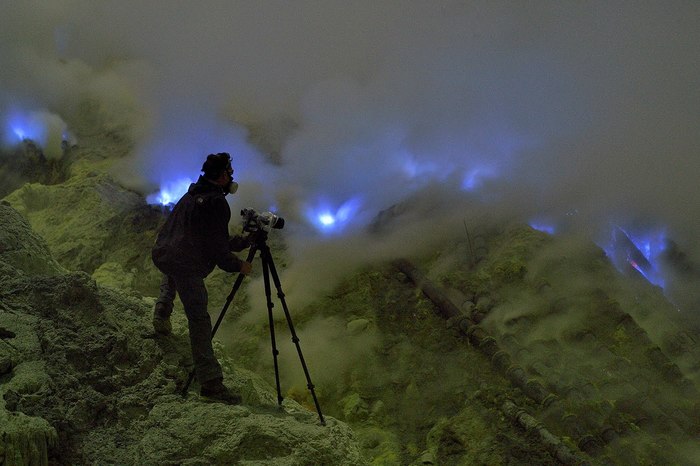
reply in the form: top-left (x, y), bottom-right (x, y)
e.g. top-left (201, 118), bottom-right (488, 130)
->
top-left (2, 134), bottom-right (700, 465)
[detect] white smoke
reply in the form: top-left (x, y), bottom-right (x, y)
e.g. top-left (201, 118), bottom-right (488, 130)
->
top-left (1, 0), bottom-right (699, 290)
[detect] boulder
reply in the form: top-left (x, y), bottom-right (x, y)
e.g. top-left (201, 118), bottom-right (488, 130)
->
top-left (0, 201), bottom-right (64, 276)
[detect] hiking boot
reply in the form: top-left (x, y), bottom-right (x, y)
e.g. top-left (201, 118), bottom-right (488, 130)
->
top-left (200, 378), bottom-right (242, 405)
top-left (152, 316), bottom-right (172, 336)
top-left (153, 302), bottom-right (172, 336)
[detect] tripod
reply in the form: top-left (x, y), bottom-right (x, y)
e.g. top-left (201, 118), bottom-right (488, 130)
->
top-left (181, 229), bottom-right (326, 426)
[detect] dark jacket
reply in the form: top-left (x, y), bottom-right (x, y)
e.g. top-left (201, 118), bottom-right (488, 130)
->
top-left (152, 176), bottom-right (243, 277)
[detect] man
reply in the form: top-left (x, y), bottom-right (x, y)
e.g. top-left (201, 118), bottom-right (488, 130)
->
top-left (151, 152), bottom-right (252, 404)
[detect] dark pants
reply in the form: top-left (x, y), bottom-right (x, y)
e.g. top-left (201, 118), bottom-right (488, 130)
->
top-left (156, 274), bottom-right (223, 384)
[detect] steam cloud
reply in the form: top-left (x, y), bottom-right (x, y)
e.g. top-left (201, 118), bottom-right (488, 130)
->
top-left (2, 1), bottom-right (699, 301)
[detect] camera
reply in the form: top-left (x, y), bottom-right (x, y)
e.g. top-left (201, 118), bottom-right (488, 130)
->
top-left (241, 208), bottom-right (285, 233)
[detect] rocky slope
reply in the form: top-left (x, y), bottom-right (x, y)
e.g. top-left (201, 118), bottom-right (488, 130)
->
top-left (0, 201), bottom-right (363, 465)
top-left (3, 136), bottom-right (700, 465)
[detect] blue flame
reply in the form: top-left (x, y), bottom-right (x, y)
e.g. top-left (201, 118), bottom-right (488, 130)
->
top-left (400, 157), bottom-right (442, 179)
top-left (146, 178), bottom-right (193, 206)
top-left (305, 197), bottom-right (363, 234)
top-left (628, 230), bottom-right (665, 262)
top-left (318, 213), bottom-right (336, 226)
top-left (604, 226), bottom-right (667, 288)
top-left (529, 221), bottom-right (556, 235)
top-left (12, 126), bottom-right (26, 140)
top-left (4, 111), bottom-right (46, 145)
top-left (626, 228), bottom-right (667, 287)
top-left (461, 166), bottom-right (496, 191)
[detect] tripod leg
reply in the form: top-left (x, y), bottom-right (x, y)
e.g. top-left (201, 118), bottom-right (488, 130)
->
top-left (261, 245), bottom-right (326, 425)
top-left (262, 252), bottom-right (284, 406)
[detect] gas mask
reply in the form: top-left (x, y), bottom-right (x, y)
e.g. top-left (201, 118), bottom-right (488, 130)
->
top-left (223, 164), bottom-right (238, 195)
top-left (226, 180), bottom-right (239, 195)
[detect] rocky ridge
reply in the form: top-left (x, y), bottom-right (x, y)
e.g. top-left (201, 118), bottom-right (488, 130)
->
top-left (0, 201), bottom-right (363, 465)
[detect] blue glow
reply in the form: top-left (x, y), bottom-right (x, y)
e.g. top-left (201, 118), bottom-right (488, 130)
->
top-left (461, 166), bottom-right (496, 191)
top-left (319, 214), bottom-right (336, 226)
top-left (13, 126), bottom-right (26, 140)
top-left (400, 157), bottom-right (442, 179)
top-left (627, 229), bottom-right (667, 288)
top-left (628, 230), bottom-right (665, 262)
top-left (4, 111), bottom-right (46, 146)
top-left (529, 221), bottom-right (556, 235)
top-left (146, 178), bottom-right (193, 206)
top-left (604, 226), bottom-right (667, 288)
top-left (305, 198), bottom-right (363, 234)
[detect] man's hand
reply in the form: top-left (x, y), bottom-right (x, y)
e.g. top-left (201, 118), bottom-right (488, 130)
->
top-left (239, 261), bottom-right (253, 275)
top-left (229, 234), bottom-right (252, 252)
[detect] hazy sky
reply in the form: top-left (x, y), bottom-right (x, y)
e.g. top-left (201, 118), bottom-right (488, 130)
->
top-left (1, 1), bottom-right (699, 260)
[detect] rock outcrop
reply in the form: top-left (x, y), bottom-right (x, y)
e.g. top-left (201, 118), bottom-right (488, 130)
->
top-left (0, 202), bottom-right (364, 465)
top-left (3, 172), bottom-right (163, 295)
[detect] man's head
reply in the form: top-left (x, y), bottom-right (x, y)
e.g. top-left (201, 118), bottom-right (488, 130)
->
top-left (202, 152), bottom-right (231, 179)
top-left (202, 152), bottom-right (238, 194)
